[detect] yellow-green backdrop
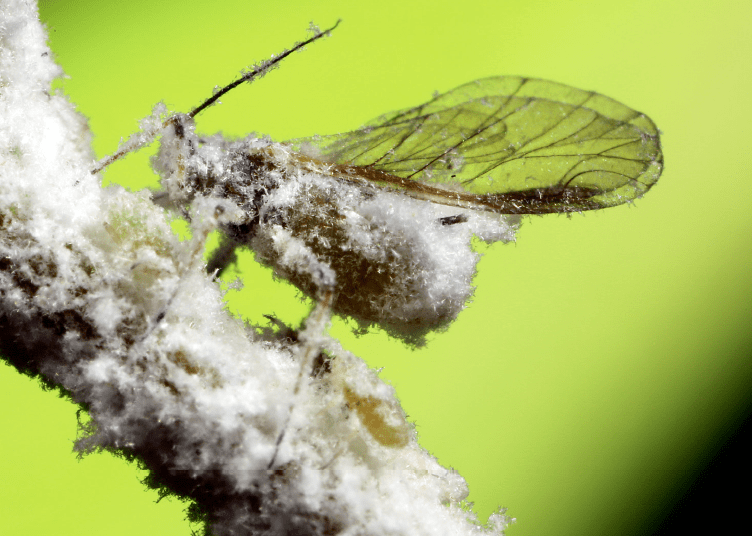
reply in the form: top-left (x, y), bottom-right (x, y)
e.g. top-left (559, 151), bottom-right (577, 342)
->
top-left (2, 1), bottom-right (751, 535)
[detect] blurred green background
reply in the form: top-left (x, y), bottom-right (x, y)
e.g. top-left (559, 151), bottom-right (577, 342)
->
top-left (2, 0), bottom-right (751, 534)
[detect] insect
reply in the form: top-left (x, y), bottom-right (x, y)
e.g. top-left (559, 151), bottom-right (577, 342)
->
top-left (92, 21), bottom-right (663, 342)
top-left (91, 21), bottom-right (662, 469)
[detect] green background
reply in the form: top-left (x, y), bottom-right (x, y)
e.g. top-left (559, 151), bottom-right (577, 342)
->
top-left (2, 0), bottom-right (751, 534)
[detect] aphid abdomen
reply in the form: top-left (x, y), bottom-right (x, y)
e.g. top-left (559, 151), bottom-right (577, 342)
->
top-left (247, 165), bottom-right (502, 344)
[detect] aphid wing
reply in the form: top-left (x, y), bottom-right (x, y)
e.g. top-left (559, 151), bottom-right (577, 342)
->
top-left (287, 77), bottom-right (663, 214)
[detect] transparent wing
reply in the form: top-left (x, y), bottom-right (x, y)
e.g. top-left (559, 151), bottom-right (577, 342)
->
top-left (288, 76), bottom-right (663, 214)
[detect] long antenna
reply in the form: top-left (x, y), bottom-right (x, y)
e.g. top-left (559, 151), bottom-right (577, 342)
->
top-left (189, 20), bottom-right (341, 119)
top-left (91, 20), bottom-right (341, 175)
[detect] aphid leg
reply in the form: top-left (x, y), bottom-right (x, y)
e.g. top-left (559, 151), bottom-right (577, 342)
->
top-left (206, 234), bottom-right (240, 280)
top-left (261, 314), bottom-right (333, 376)
top-left (262, 314), bottom-right (299, 342)
top-left (137, 200), bottom-right (242, 345)
top-left (268, 286), bottom-right (335, 469)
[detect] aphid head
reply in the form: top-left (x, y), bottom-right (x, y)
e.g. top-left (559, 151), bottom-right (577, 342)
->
top-left (152, 113), bottom-right (199, 206)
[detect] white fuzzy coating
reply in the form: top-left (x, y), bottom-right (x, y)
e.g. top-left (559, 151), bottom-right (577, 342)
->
top-left (228, 147), bottom-right (518, 343)
top-left (153, 116), bottom-right (517, 343)
top-left (0, 2), bottom-right (513, 535)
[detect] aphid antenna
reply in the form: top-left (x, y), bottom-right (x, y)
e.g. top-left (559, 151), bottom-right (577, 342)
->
top-left (90, 19), bottom-right (342, 175)
top-left (188, 19), bottom-right (342, 119)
